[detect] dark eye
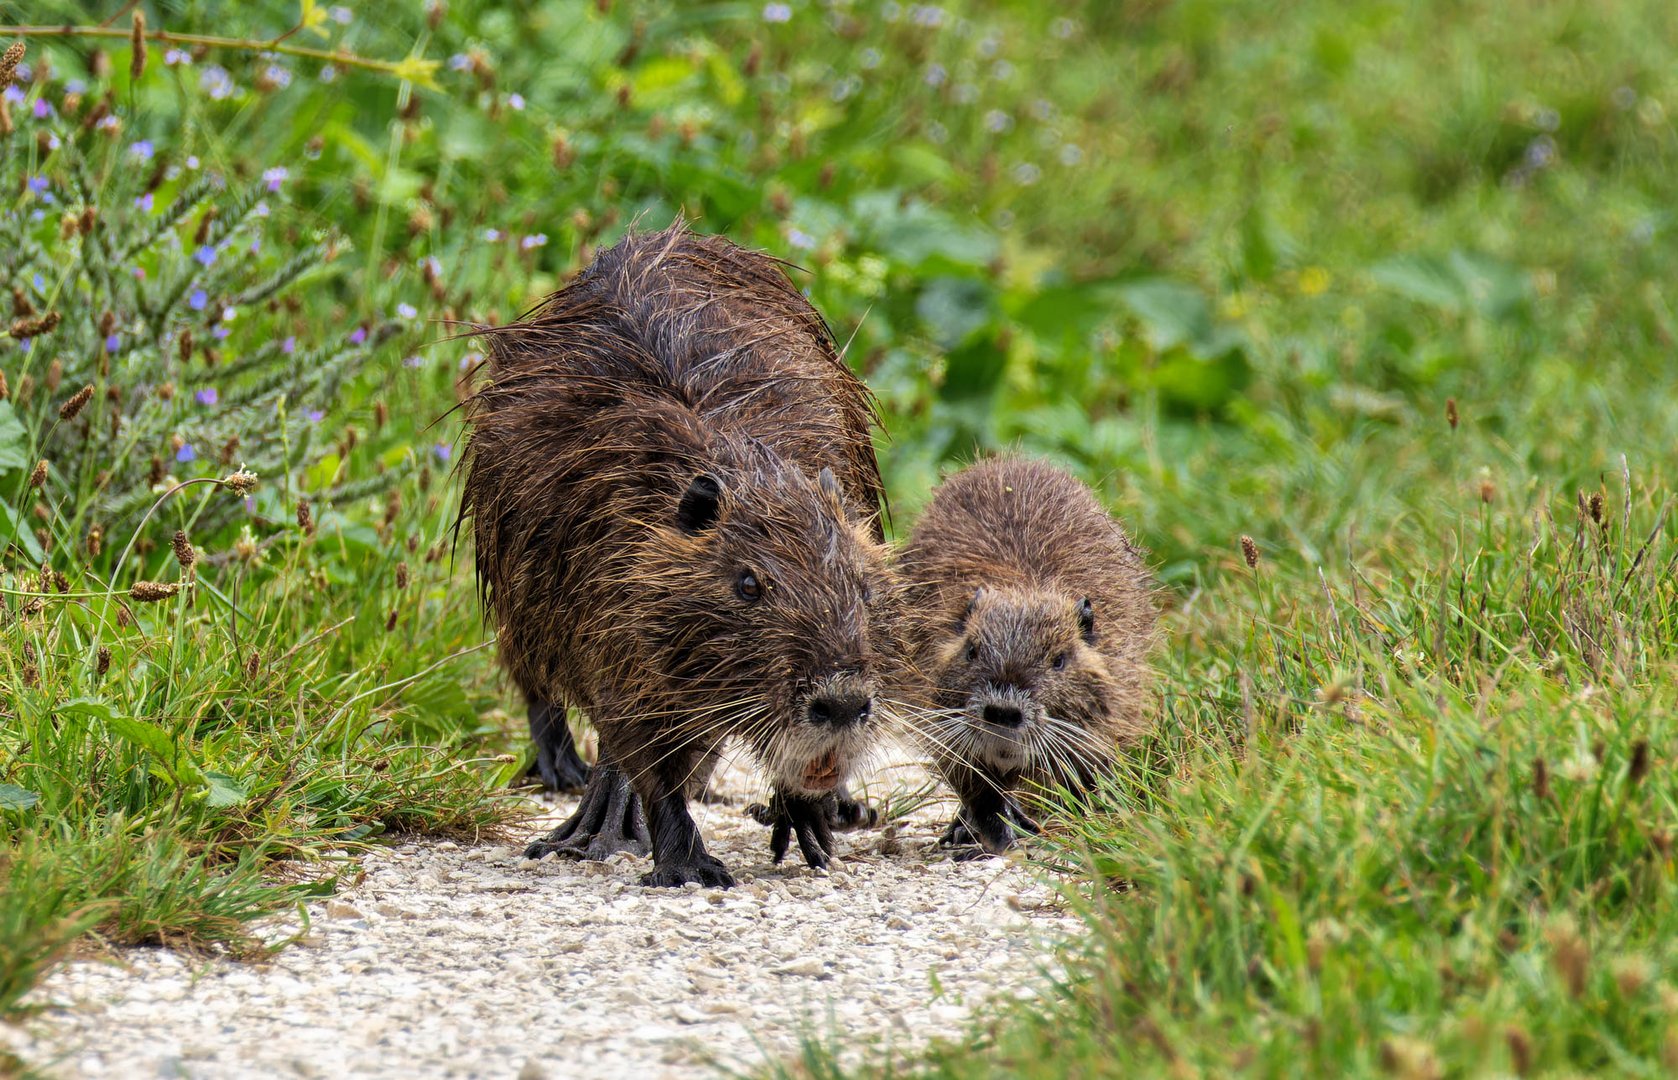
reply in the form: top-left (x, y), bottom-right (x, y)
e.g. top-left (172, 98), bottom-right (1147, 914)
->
top-left (862, 584), bottom-right (875, 605)
top-left (1052, 652), bottom-right (1068, 670)
top-left (736, 572), bottom-right (761, 602)
top-left (966, 644), bottom-right (979, 662)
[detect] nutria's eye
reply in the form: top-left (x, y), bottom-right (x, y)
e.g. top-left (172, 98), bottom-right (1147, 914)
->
top-left (1052, 652), bottom-right (1068, 671)
top-left (965, 644), bottom-right (979, 663)
top-left (736, 572), bottom-right (762, 602)
top-left (863, 584), bottom-right (875, 605)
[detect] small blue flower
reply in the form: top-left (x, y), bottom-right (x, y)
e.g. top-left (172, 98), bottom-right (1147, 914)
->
top-left (282, 336), bottom-right (297, 354)
top-left (212, 326), bottom-right (231, 340)
top-left (195, 246), bottom-right (217, 267)
top-left (348, 327), bottom-right (367, 345)
top-left (105, 334), bottom-right (121, 353)
top-left (1, 86), bottom-right (22, 105)
top-left (262, 166), bottom-right (289, 192)
top-left (507, 93), bottom-right (526, 111)
top-left (449, 53), bottom-right (472, 72)
top-left (176, 443), bottom-right (197, 463)
top-left (305, 409), bottom-right (325, 423)
top-left (18, 338), bottom-right (31, 354)
top-left (763, 2), bottom-right (792, 22)
top-left (189, 290), bottom-right (208, 311)
top-left (520, 233), bottom-right (548, 250)
top-left (32, 99), bottom-right (52, 120)
top-left (130, 140), bottom-right (155, 161)
top-left (403, 355), bottom-right (424, 369)
top-left (433, 442), bottom-right (452, 463)
top-left (165, 48), bottom-right (192, 67)
top-left (26, 176), bottom-right (48, 195)
top-left (196, 388), bottom-right (219, 406)
top-left (135, 191), bottom-right (155, 212)
top-left (396, 302), bottom-right (417, 320)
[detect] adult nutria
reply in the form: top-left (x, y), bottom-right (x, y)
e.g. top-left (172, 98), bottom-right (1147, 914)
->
top-left (460, 223), bottom-right (897, 887)
top-left (898, 456), bottom-right (1155, 857)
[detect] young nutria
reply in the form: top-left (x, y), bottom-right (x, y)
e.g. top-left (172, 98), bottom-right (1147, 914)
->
top-left (898, 456), bottom-right (1155, 857)
top-left (460, 223), bottom-right (896, 887)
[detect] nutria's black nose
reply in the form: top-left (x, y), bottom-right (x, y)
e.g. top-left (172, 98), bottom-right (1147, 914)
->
top-left (983, 703), bottom-right (1024, 728)
top-left (808, 692), bottom-right (872, 727)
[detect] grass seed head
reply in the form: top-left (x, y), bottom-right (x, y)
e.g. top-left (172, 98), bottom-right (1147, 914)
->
top-left (0, 368), bottom-right (8, 400)
top-left (297, 500), bottom-right (315, 535)
top-left (0, 42), bottom-right (23, 87)
top-left (1544, 914), bottom-right (1589, 998)
top-left (86, 524), bottom-right (101, 557)
top-left (28, 459), bottom-right (46, 488)
top-left (58, 384), bottom-right (93, 421)
top-left (385, 608), bottom-right (398, 632)
top-left (245, 650), bottom-right (261, 681)
top-left (1628, 738), bottom-right (1650, 785)
top-left (221, 469), bottom-right (258, 496)
top-left (130, 581), bottom-right (180, 603)
top-left (395, 561), bottom-right (410, 589)
top-left (1532, 756), bottom-right (1551, 801)
top-left (1503, 1025), bottom-right (1532, 1076)
top-left (171, 530), bottom-right (196, 570)
top-left (1240, 534), bottom-right (1259, 569)
top-left (130, 12), bottom-right (147, 81)
top-left (1588, 490), bottom-right (1605, 524)
top-left (95, 645), bottom-right (111, 677)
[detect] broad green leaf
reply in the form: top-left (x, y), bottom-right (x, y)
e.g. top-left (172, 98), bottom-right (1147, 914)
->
top-left (0, 500), bottom-right (46, 563)
top-left (0, 783), bottom-right (39, 811)
top-left (0, 401), bottom-right (27, 471)
top-left (62, 699), bottom-right (204, 786)
top-left (916, 277), bottom-right (997, 349)
top-left (204, 772), bottom-right (249, 809)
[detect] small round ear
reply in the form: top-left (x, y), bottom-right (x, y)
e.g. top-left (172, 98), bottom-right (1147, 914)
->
top-left (676, 474), bottom-right (722, 533)
top-left (955, 585), bottom-right (985, 631)
top-left (1077, 596), bottom-right (1096, 644)
top-left (818, 466), bottom-right (843, 502)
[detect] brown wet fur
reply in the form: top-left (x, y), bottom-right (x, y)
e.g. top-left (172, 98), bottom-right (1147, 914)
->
top-left (459, 222), bottom-right (898, 887)
top-left (898, 455), bottom-right (1157, 856)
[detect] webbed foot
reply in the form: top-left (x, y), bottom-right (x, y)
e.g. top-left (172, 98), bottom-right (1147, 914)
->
top-left (524, 762), bottom-right (649, 861)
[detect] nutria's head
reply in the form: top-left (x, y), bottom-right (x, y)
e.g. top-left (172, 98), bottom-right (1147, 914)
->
top-left (625, 455), bottom-right (896, 796)
top-left (920, 584), bottom-right (1118, 786)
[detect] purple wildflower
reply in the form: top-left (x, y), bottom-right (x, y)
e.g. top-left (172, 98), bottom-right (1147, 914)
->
top-left (403, 355), bottom-right (424, 369)
top-left (105, 334), bottom-right (121, 353)
top-left (348, 327), bottom-right (367, 346)
top-left (176, 443), bottom-right (197, 463)
top-left (484, 228), bottom-right (502, 241)
top-left (130, 140), bottom-right (155, 161)
top-left (195, 246), bottom-right (217, 267)
top-left (396, 302), bottom-right (418, 319)
top-left (189, 290), bottom-right (208, 311)
top-left (433, 442), bottom-right (452, 463)
top-left (262, 166), bottom-right (288, 192)
top-left (520, 233), bottom-right (548, 250)
top-left (282, 336), bottom-right (297, 354)
top-left (32, 99), bottom-right (52, 120)
top-left (165, 48), bottom-right (192, 67)
top-left (26, 176), bottom-right (48, 196)
top-left (305, 409), bottom-right (325, 423)
top-left (135, 191), bottom-right (155, 212)
top-left (507, 93), bottom-right (526, 111)
top-left (212, 326), bottom-right (231, 340)
top-left (196, 388), bottom-right (219, 406)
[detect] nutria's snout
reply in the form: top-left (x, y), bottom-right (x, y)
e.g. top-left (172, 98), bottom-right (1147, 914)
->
top-left (967, 685), bottom-right (1038, 770)
top-left (806, 688), bottom-right (872, 727)
top-left (779, 671), bottom-right (878, 794)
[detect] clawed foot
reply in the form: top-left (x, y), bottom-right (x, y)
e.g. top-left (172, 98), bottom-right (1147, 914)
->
top-left (639, 854), bottom-right (735, 889)
top-left (524, 763), bottom-right (649, 861)
top-left (939, 796), bottom-right (1039, 859)
top-left (828, 786), bottom-right (879, 831)
top-left (748, 792), bottom-right (838, 869)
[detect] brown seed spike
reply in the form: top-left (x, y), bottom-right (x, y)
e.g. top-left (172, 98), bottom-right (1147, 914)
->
top-left (130, 580), bottom-right (180, 603)
top-left (0, 42), bottom-right (24, 87)
top-left (395, 561), bottom-right (410, 589)
top-left (130, 12), bottom-right (147, 81)
top-left (1504, 1026), bottom-right (1532, 1076)
top-left (0, 369), bottom-right (8, 400)
top-left (171, 530), bottom-right (196, 570)
top-left (28, 459), bottom-right (46, 488)
top-left (96, 646), bottom-right (111, 677)
top-left (1628, 739), bottom-right (1650, 786)
top-left (297, 501), bottom-right (315, 535)
top-left (1533, 756), bottom-right (1551, 801)
top-left (1445, 397), bottom-right (1458, 430)
top-left (1240, 534), bottom-right (1259, 569)
top-left (245, 650), bottom-right (261, 681)
top-left (221, 469), bottom-right (258, 496)
top-left (385, 608), bottom-right (398, 632)
top-left (59, 383), bottom-right (93, 421)
top-left (1588, 491), bottom-right (1604, 525)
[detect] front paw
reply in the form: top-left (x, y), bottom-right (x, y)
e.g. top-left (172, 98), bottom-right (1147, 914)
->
top-left (639, 855), bottom-right (735, 889)
top-left (828, 791), bottom-right (879, 831)
top-left (753, 793), bottom-right (837, 869)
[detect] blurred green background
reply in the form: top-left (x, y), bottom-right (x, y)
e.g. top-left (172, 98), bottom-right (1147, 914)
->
top-left (5, 1), bottom-right (1678, 1074)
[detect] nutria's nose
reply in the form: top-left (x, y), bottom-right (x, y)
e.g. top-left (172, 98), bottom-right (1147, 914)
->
top-left (808, 692), bottom-right (872, 727)
top-left (983, 703), bottom-right (1024, 728)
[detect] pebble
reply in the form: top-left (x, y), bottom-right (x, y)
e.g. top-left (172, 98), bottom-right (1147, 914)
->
top-left (8, 757), bottom-right (1073, 1078)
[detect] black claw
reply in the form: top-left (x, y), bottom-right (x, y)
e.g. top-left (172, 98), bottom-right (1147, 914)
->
top-left (939, 794), bottom-right (1038, 858)
top-left (524, 762), bottom-right (649, 861)
top-left (639, 855), bottom-right (735, 889)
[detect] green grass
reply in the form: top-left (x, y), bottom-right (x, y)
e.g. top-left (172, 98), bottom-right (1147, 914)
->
top-left (2, 0), bottom-right (1677, 1073)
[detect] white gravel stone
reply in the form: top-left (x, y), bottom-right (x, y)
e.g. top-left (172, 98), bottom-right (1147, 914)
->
top-left (4, 758), bottom-right (1073, 1078)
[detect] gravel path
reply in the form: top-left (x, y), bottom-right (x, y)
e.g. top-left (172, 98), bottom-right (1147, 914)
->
top-left (7, 758), bottom-right (1075, 1079)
